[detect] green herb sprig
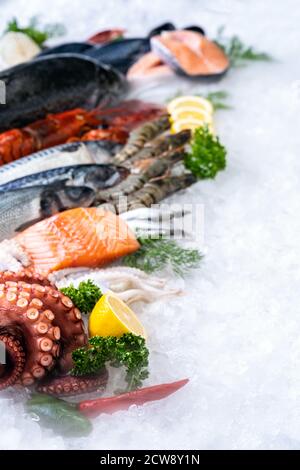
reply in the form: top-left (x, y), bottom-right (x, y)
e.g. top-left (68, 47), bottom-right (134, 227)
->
top-left (215, 26), bottom-right (272, 67)
top-left (72, 333), bottom-right (149, 391)
top-left (60, 280), bottom-right (102, 314)
top-left (204, 90), bottom-right (231, 110)
top-left (123, 237), bottom-right (202, 276)
top-left (5, 16), bottom-right (66, 46)
top-left (185, 125), bottom-right (226, 179)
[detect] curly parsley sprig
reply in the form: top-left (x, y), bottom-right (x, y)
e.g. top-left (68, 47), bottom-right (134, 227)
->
top-left (72, 333), bottom-right (149, 391)
top-left (185, 125), bottom-right (227, 179)
top-left (60, 280), bottom-right (102, 315)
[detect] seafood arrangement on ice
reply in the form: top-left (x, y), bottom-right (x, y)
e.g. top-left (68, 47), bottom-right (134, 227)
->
top-left (0, 15), bottom-right (271, 436)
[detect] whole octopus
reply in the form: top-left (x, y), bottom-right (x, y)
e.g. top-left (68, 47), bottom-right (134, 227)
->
top-left (0, 270), bottom-right (107, 396)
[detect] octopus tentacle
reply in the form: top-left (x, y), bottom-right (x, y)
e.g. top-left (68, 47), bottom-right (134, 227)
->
top-left (29, 284), bottom-right (87, 372)
top-left (0, 279), bottom-right (88, 390)
top-left (36, 369), bottom-right (108, 397)
top-left (0, 270), bottom-right (52, 286)
top-left (0, 334), bottom-right (25, 390)
top-left (0, 274), bottom-right (106, 396)
top-left (0, 282), bottom-right (59, 387)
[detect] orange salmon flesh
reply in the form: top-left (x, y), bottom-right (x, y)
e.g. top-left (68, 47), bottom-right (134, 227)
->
top-left (15, 207), bottom-right (140, 276)
top-left (151, 30), bottom-right (229, 76)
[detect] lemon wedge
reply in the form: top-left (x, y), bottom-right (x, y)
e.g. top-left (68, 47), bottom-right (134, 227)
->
top-left (168, 95), bottom-right (214, 134)
top-left (171, 118), bottom-right (214, 134)
top-left (89, 292), bottom-right (147, 338)
top-left (171, 106), bottom-right (213, 123)
top-left (167, 95), bottom-right (213, 115)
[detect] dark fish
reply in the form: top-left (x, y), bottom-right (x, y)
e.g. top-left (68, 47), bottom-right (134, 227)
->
top-left (0, 183), bottom-right (95, 241)
top-left (147, 23), bottom-right (176, 37)
top-left (0, 140), bottom-right (123, 186)
top-left (0, 54), bottom-right (127, 131)
top-left (38, 42), bottom-right (95, 57)
top-left (86, 38), bottom-right (150, 73)
top-left (147, 23), bottom-right (205, 37)
top-left (0, 164), bottom-right (129, 193)
top-left (37, 40), bottom-right (150, 74)
top-left (184, 25), bottom-right (206, 35)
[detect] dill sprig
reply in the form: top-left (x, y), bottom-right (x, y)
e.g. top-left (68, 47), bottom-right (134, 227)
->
top-left (60, 280), bottom-right (102, 314)
top-left (204, 90), bottom-right (232, 110)
top-left (72, 333), bottom-right (149, 391)
top-left (215, 26), bottom-right (272, 67)
top-left (5, 16), bottom-right (66, 46)
top-left (185, 125), bottom-right (227, 179)
top-left (123, 236), bottom-right (202, 276)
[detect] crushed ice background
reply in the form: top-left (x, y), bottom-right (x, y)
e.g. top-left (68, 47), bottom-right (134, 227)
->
top-left (0, 0), bottom-right (299, 450)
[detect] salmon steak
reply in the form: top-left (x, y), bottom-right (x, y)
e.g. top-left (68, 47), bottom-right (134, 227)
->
top-left (151, 30), bottom-right (229, 77)
top-left (127, 51), bottom-right (173, 79)
top-left (15, 207), bottom-right (140, 275)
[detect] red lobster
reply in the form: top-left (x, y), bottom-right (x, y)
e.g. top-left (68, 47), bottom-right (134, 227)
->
top-left (0, 101), bottom-right (166, 165)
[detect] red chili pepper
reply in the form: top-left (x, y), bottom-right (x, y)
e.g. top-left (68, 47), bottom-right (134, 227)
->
top-left (78, 378), bottom-right (189, 418)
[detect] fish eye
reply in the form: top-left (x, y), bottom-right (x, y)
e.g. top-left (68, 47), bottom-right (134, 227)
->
top-left (85, 167), bottom-right (116, 185)
top-left (65, 186), bottom-right (92, 200)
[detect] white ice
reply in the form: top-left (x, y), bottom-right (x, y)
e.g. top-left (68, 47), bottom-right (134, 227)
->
top-left (0, 0), bottom-right (299, 450)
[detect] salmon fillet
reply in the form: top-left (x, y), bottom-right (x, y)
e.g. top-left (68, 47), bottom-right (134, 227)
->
top-left (151, 30), bottom-right (229, 76)
top-left (15, 207), bottom-right (140, 275)
top-left (127, 51), bottom-right (173, 79)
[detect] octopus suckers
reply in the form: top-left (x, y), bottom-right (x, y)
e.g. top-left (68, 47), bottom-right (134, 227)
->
top-left (52, 344), bottom-right (60, 357)
top-left (6, 292), bottom-right (17, 302)
top-left (50, 326), bottom-right (61, 341)
top-left (33, 284), bottom-right (46, 293)
top-left (32, 366), bottom-right (45, 378)
top-left (43, 309), bottom-right (55, 321)
top-left (22, 374), bottom-right (34, 386)
top-left (30, 298), bottom-right (43, 308)
top-left (61, 296), bottom-right (73, 308)
top-left (21, 283), bottom-right (32, 292)
top-left (8, 286), bottom-right (18, 293)
top-left (6, 281), bottom-right (18, 288)
top-left (50, 290), bottom-right (59, 298)
top-left (0, 275), bottom-right (89, 394)
top-left (39, 353), bottom-right (53, 367)
top-left (26, 308), bottom-right (39, 320)
top-left (19, 291), bottom-right (30, 299)
top-left (39, 338), bottom-right (53, 352)
top-left (74, 308), bottom-right (82, 320)
top-left (36, 322), bottom-right (49, 334)
top-left (17, 297), bottom-right (29, 308)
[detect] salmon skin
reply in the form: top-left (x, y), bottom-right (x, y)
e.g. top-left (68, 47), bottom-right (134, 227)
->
top-left (151, 30), bottom-right (229, 78)
top-left (15, 207), bottom-right (140, 275)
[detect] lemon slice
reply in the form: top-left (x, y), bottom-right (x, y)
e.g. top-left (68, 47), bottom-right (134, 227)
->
top-left (168, 95), bottom-right (213, 115)
top-left (89, 292), bottom-right (147, 338)
top-left (171, 118), bottom-right (214, 133)
top-left (171, 107), bottom-right (213, 123)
